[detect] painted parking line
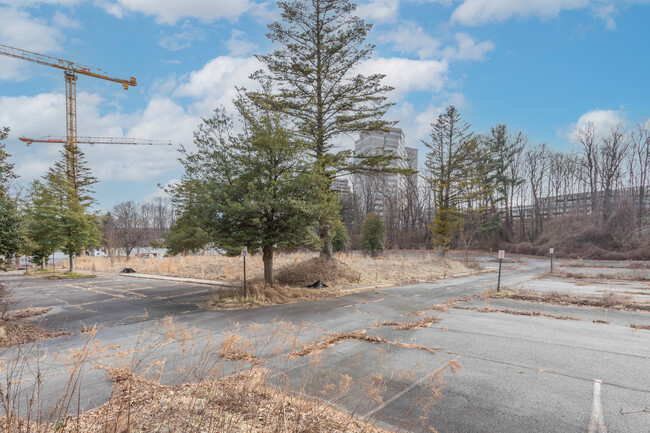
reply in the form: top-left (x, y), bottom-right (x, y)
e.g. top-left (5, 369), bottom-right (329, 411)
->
top-left (361, 355), bottom-right (461, 420)
top-left (588, 379), bottom-right (607, 433)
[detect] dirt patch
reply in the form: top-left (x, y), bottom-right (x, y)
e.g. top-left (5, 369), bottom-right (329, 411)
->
top-left (492, 290), bottom-right (650, 312)
top-left (455, 306), bottom-right (579, 321)
top-left (289, 329), bottom-right (438, 358)
top-left (593, 319), bottom-right (611, 324)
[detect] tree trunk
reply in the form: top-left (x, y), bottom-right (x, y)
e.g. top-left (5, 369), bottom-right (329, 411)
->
top-left (262, 245), bottom-right (274, 285)
top-left (319, 224), bottom-right (333, 260)
top-left (437, 244), bottom-right (445, 257)
top-left (69, 254), bottom-right (74, 272)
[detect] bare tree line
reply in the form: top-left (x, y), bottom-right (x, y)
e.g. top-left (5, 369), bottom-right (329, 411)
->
top-left (343, 119), bottom-right (650, 255)
top-left (103, 197), bottom-right (175, 258)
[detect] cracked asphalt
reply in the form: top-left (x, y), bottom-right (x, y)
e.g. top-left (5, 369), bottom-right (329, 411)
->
top-left (1, 255), bottom-right (649, 432)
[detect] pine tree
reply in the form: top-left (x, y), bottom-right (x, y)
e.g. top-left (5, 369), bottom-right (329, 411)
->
top-left (482, 124), bottom-right (525, 232)
top-left (360, 213), bottom-right (385, 257)
top-left (25, 180), bottom-right (62, 268)
top-left (252, 0), bottom-right (396, 259)
top-left (0, 127), bottom-right (17, 198)
top-left (170, 90), bottom-right (333, 285)
top-left (0, 127), bottom-right (23, 269)
top-left (33, 148), bottom-right (102, 271)
top-left (424, 106), bottom-right (480, 256)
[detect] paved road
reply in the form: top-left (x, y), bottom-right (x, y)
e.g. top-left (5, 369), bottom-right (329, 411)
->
top-left (1, 256), bottom-right (649, 433)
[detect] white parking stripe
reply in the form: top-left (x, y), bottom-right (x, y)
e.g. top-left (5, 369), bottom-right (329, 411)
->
top-left (362, 355), bottom-right (461, 420)
top-left (588, 379), bottom-right (607, 433)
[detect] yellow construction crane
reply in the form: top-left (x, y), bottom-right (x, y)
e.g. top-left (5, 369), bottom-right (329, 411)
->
top-left (0, 43), bottom-right (137, 190)
top-left (19, 136), bottom-right (172, 146)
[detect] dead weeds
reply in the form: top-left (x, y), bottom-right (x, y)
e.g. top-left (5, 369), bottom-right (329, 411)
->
top-left (629, 323), bottom-right (650, 330)
top-left (46, 367), bottom-right (392, 433)
top-left (289, 329), bottom-right (438, 358)
top-left (454, 306), bottom-right (579, 320)
top-left (0, 306), bottom-right (68, 347)
top-left (372, 316), bottom-right (441, 331)
top-left (492, 289), bottom-right (650, 312)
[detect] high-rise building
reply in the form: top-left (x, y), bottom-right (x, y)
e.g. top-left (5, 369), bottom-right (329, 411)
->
top-left (353, 127), bottom-right (418, 218)
top-left (332, 178), bottom-right (351, 195)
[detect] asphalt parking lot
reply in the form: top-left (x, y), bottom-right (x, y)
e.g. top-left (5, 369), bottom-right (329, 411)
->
top-left (1, 256), bottom-right (649, 432)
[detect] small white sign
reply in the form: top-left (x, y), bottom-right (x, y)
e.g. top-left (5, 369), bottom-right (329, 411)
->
top-left (498, 250), bottom-right (505, 259)
top-left (241, 247), bottom-right (248, 257)
top-left (549, 248), bottom-right (554, 254)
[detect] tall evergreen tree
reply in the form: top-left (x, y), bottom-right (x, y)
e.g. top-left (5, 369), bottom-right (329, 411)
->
top-left (25, 180), bottom-right (61, 268)
top-left (0, 127), bottom-right (16, 198)
top-left (424, 106), bottom-right (480, 256)
top-left (0, 127), bottom-right (23, 269)
top-left (482, 124), bottom-right (525, 232)
top-left (35, 148), bottom-right (102, 271)
top-left (252, 0), bottom-right (396, 259)
top-left (171, 90), bottom-right (333, 285)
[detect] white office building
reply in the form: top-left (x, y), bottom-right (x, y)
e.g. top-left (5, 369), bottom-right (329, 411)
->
top-left (353, 127), bottom-right (418, 218)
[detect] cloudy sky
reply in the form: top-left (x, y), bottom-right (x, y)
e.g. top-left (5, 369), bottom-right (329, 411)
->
top-left (1, 0), bottom-right (649, 210)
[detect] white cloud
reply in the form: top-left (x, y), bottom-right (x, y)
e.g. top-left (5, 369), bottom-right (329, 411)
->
top-left (143, 178), bottom-right (178, 202)
top-left (451, 0), bottom-right (590, 25)
top-left (52, 11), bottom-right (81, 29)
top-left (566, 108), bottom-right (627, 143)
top-left (0, 0), bottom-right (81, 5)
top-left (159, 24), bottom-right (204, 51)
top-left (442, 32), bottom-right (494, 61)
top-left (354, 57), bottom-right (449, 101)
top-left (226, 29), bottom-right (258, 56)
top-left (0, 91), bottom-right (196, 183)
top-left (356, 0), bottom-right (400, 23)
top-left (174, 56), bottom-right (262, 114)
top-left (379, 23), bottom-right (441, 59)
top-left (593, 4), bottom-right (617, 30)
top-left (100, 0), bottom-right (252, 24)
top-left (449, 0), bottom-right (647, 28)
top-left (0, 7), bottom-right (64, 52)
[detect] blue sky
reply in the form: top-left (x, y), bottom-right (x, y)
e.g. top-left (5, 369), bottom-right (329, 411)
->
top-left (1, 0), bottom-right (649, 211)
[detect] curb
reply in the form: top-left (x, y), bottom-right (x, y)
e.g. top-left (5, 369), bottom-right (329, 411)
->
top-left (119, 273), bottom-right (234, 287)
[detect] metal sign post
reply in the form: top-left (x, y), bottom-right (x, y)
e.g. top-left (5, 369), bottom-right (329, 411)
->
top-left (497, 250), bottom-right (505, 292)
top-left (549, 248), bottom-right (554, 274)
top-left (241, 247), bottom-right (248, 299)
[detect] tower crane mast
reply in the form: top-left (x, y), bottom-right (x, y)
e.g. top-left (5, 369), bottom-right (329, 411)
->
top-left (0, 43), bottom-right (137, 191)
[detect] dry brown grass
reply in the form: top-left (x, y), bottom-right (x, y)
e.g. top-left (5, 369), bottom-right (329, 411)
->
top-left (55, 366), bottom-right (393, 433)
top-left (629, 323), bottom-right (650, 330)
top-left (289, 329), bottom-right (439, 358)
top-left (454, 306), bottom-right (579, 321)
top-left (1, 318), bottom-right (459, 433)
top-left (0, 303), bottom-right (67, 348)
top-left (75, 250), bottom-right (473, 288)
top-left (543, 270), bottom-right (650, 282)
top-left (372, 316), bottom-right (441, 331)
top-left (492, 289), bottom-right (650, 312)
